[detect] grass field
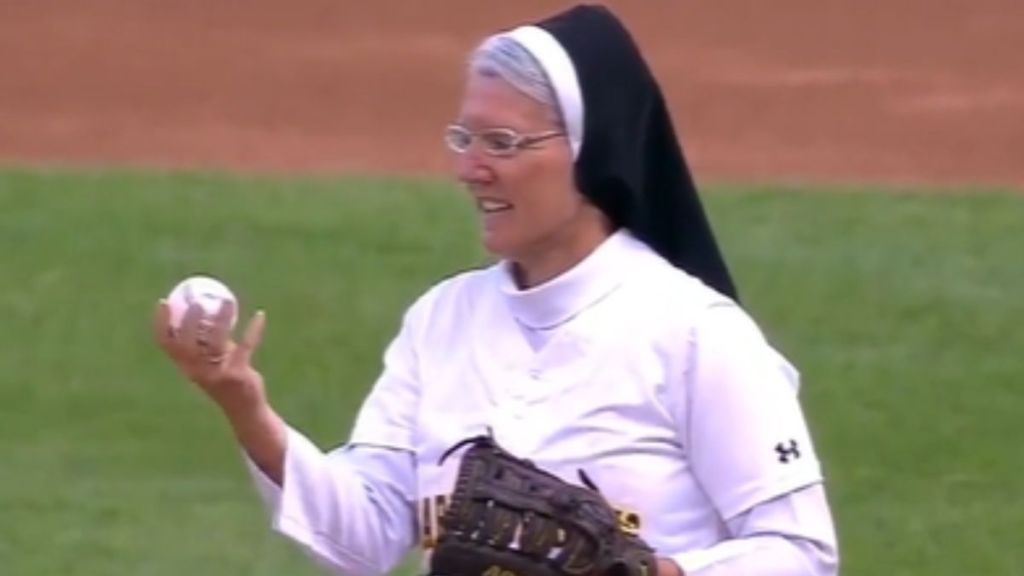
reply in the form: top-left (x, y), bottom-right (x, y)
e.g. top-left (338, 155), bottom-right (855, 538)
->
top-left (1, 167), bottom-right (1021, 575)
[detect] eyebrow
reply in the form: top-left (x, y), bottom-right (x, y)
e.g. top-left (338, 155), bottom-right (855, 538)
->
top-left (456, 122), bottom-right (523, 134)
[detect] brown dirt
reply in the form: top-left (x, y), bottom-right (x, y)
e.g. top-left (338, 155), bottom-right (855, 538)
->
top-left (1, 0), bottom-right (1021, 188)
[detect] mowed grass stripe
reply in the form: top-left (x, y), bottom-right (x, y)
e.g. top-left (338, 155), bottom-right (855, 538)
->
top-left (0, 168), bottom-right (1020, 575)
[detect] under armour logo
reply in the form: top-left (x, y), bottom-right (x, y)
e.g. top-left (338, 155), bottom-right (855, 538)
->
top-left (775, 439), bottom-right (801, 463)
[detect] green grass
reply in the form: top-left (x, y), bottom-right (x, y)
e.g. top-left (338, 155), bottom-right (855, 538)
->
top-left (0, 167), bottom-right (1021, 575)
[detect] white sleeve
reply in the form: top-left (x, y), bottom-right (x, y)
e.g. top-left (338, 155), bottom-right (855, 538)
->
top-left (671, 484), bottom-right (838, 576)
top-left (244, 309), bottom-right (424, 576)
top-left (673, 303), bottom-right (839, 575)
top-left (246, 437), bottom-right (418, 576)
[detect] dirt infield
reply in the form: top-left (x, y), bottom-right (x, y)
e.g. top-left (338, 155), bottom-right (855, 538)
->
top-left (2, 1), bottom-right (1021, 188)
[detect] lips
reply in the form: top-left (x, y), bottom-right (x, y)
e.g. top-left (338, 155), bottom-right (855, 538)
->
top-left (477, 198), bottom-right (513, 213)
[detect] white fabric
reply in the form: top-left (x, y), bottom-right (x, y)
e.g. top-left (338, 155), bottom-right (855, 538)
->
top-left (246, 229), bottom-right (839, 576)
top-left (247, 434), bottom-right (417, 576)
top-left (502, 25), bottom-right (584, 159)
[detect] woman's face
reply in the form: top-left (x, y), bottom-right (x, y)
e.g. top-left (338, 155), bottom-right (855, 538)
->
top-left (450, 72), bottom-right (602, 265)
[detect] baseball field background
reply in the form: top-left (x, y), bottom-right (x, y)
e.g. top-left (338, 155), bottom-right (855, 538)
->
top-left (1, 1), bottom-right (1021, 575)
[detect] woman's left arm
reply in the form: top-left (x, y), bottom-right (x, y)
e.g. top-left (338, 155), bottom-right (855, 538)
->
top-left (664, 483), bottom-right (837, 576)
top-left (666, 302), bottom-right (840, 576)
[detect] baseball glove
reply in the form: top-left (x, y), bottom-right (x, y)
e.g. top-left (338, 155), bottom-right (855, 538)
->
top-left (427, 433), bottom-right (659, 576)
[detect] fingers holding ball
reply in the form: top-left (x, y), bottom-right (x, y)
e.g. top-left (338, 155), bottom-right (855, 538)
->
top-left (166, 275), bottom-right (239, 332)
top-left (160, 275), bottom-right (239, 363)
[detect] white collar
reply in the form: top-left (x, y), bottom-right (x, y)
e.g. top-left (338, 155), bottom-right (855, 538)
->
top-left (497, 229), bottom-right (645, 330)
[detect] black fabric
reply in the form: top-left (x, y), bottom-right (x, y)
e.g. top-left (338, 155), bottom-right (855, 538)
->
top-left (535, 4), bottom-right (740, 302)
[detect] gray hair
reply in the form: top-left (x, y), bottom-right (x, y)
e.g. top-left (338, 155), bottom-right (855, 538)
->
top-left (468, 35), bottom-right (564, 127)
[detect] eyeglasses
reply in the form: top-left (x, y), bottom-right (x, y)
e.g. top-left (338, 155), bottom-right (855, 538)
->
top-left (444, 124), bottom-right (565, 158)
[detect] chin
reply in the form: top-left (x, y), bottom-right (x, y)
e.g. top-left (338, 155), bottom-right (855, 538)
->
top-left (479, 234), bottom-right (509, 259)
top-left (479, 230), bottom-right (519, 261)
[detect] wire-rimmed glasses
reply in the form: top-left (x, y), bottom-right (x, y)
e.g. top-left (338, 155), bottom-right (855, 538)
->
top-left (444, 124), bottom-right (565, 158)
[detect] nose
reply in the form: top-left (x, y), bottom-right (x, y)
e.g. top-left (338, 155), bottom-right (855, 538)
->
top-left (455, 150), bottom-right (493, 186)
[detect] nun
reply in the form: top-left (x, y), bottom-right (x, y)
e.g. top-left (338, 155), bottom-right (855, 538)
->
top-left (153, 4), bottom-right (839, 576)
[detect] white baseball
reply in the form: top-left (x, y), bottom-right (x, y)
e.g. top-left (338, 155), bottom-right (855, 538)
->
top-left (165, 275), bottom-right (239, 331)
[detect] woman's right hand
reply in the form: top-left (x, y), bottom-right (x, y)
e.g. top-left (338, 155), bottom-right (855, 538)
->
top-left (154, 297), bottom-right (288, 484)
top-left (152, 297), bottom-right (268, 417)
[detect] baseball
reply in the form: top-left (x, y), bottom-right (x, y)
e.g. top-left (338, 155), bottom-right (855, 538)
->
top-left (165, 275), bottom-right (239, 331)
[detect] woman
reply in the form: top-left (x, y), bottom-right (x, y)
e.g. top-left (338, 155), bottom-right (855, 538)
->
top-left (154, 5), bottom-right (839, 576)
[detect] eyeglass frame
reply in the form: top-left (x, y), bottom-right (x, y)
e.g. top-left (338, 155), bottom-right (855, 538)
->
top-left (444, 123), bottom-right (566, 158)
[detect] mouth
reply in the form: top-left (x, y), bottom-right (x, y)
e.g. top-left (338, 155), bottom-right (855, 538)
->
top-left (476, 198), bottom-right (513, 214)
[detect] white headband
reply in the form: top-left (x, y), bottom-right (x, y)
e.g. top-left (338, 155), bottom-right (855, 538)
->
top-left (502, 25), bottom-right (584, 159)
